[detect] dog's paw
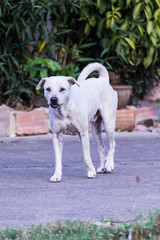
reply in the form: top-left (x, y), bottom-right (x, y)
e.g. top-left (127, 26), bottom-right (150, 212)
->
top-left (105, 160), bottom-right (114, 172)
top-left (50, 174), bottom-right (62, 182)
top-left (97, 167), bottom-right (106, 174)
top-left (88, 170), bottom-right (96, 179)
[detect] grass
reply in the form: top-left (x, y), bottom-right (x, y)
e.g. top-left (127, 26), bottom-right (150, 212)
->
top-left (0, 211), bottom-right (160, 240)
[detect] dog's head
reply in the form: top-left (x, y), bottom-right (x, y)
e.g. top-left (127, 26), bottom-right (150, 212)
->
top-left (36, 76), bottom-right (79, 109)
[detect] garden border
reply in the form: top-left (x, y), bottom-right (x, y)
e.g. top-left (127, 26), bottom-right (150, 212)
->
top-left (0, 105), bottom-right (155, 137)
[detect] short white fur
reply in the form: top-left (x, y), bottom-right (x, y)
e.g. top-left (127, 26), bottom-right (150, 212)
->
top-left (36, 62), bottom-right (118, 182)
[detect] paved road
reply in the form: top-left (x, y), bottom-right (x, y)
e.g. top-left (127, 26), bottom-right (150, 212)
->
top-left (0, 132), bottom-right (160, 228)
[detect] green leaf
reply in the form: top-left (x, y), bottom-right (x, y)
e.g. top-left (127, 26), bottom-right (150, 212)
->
top-left (56, 29), bottom-right (72, 35)
top-left (120, 22), bottom-right (128, 31)
top-left (106, 12), bottom-right (113, 19)
top-left (133, 3), bottom-right (143, 18)
top-left (110, 17), bottom-right (115, 28)
top-left (153, 49), bottom-right (158, 64)
top-left (143, 46), bottom-right (154, 68)
top-left (148, 46), bottom-right (155, 56)
top-left (128, 59), bottom-right (135, 65)
top-left (30, 70), bottom-right (38, 78)
top-left (89, 16), bottom-right (96, 27)
top-left (45, 60), bottom-right (61, 71)
top-left (10, 55), bottom-right (19, 68)
top-left (78, 57), bottom-right (94, 62)
top-left (0, 65), bottom-right (9, 80)
top-left (155, 24), bottom-right (160, 37)
top-left (114, 15), bottom-right (122, 24)
top-left (6, 24), bottom-right (13, 37)
top-left (137, 25), bottom-right (144, 36)
top-left (79, 43), bottom-right (96, 49)
top-left (155, 0), bottom-right (160, 7)
top-left (126, 0), bottom-right (132, 7)
top-left (124, 37), bottom-right (136, 49)
top-left (40, 69), bottom-right (48, 78)
top-left (150, 35), bottom-right (158, 46)
top-left (97, 0), bottom-right (101, 8)
top-left (120, 38), bottom-right (129, 47)
top-left (150, 35), bottom-right (158, 47)
top-left (100, 48), bottom-right (109, 58)
top-left (116, 49), bottom-right (128, 63)
top-left (147, 20), bottom-right (153, 35)
top-left (96, 18), bottom-right (105, 38)
top-left (144, 5), bottom-right (152, 20)
top-left (18, 86), bottom-right (32, 97)
top-left (84, 23), bottom-right (90, 35)
top-left (143, 56), bottom-right (152, 68)
top-left (108, 34), bottom-right (118, 48)
top-left (154, 8), bottom-right (160, 21)
top-left (106, 19), bottom-right (110, 29)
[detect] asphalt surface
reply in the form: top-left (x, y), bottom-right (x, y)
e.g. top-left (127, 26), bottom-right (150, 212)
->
top-left (0, 132), bottom-right (160, 229)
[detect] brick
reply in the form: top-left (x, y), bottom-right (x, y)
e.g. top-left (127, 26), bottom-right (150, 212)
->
top-left (116, 108), bottom-right (135, 131)
top-left (135, 107), bottom-right (154, 125)
top-left (16, 109), bottom-right (49, 136)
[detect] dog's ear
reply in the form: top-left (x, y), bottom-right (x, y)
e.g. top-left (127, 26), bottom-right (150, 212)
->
top-left (67, 77), bottom-right (80, 87)
top-left (36, 78), bottom-right (47, 90)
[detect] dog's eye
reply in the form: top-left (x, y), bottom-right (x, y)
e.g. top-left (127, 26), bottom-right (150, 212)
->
top-left (46, 87), bottom-right (51, 92)
top-left (59, 88), bottom-right (65, 92)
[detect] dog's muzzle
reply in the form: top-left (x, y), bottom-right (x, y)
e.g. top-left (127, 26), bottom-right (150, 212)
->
top-left (50, 97), bottom-right (59, 108)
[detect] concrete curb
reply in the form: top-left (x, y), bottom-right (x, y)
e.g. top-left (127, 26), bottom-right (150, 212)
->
top-left (0, 105), bottom-right (49, 137)
top-left (0, 104), bottom-right (156, 137)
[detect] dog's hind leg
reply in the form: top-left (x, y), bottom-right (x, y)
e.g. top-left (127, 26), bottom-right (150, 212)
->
top-left (104, 127), bottom-right (115, 172)
top-left (80, 131), bottom-right (96, 178)
top-left (91, 113), bottom-right (106, 174)
top-left (101, 108), bottom-right (116, 172)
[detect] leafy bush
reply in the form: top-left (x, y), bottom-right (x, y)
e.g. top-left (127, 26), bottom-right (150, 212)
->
top-left (24, 57), bottom-right (62, 79)
top-left (0, 0), bottom-right (51, 106)
top-left (0, 0), bottom-right (160, 106)
top-left (24, 57), bottom-right (80, 80)
top-left (0, 211), bottom-right (160, 240)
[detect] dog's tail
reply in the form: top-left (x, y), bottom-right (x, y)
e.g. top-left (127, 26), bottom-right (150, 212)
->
top-left (77, 62), bottom-right (109, 83)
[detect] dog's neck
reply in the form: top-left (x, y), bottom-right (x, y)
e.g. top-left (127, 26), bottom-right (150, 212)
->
top-left (52, 104), bottom-right (68, 120)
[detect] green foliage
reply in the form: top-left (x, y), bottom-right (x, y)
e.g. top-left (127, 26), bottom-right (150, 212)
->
top-left (24, 57), bottom-right (62, 79)
top-left (0, 0), bottom-right (160, 106)
top-left (118, 64), bottom-right (160, 105)
top-left (24, 57), bottom-right (80, 80)
top-left (0, 0), bottom-right (52, 106)
top-left (0, 211), bottom-right (160, 240)
top-left (0, 53), bottom-right (38, 106)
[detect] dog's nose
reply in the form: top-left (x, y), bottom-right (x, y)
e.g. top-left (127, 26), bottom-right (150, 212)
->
top-left (50, 97), bottom-right (58, 105)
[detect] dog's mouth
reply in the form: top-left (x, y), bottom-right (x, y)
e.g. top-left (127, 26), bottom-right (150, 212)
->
top-left (50, 103), bottom-right (61, 109)
top-left (50, 102), bottom-right (63, 109)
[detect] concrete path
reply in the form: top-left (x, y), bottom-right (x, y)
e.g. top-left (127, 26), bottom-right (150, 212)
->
top-left (0, 132), bottom-right (160, 228)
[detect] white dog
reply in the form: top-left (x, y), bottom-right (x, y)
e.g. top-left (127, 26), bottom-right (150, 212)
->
top-left (36, 62), bottom-right (118, 182)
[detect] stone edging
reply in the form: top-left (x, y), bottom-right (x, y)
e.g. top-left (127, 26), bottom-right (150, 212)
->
top-left (0, 105), bottom-right (156, 137)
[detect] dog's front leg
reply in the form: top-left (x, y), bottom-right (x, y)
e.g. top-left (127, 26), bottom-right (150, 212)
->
top-left (50, 133), bottom-right (63, 182)
top-left (80, 131), bottom-right (96, 179)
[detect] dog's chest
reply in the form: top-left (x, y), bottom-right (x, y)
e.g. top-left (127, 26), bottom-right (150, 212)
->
top-left (57, 117), bottom-right (79, 135)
